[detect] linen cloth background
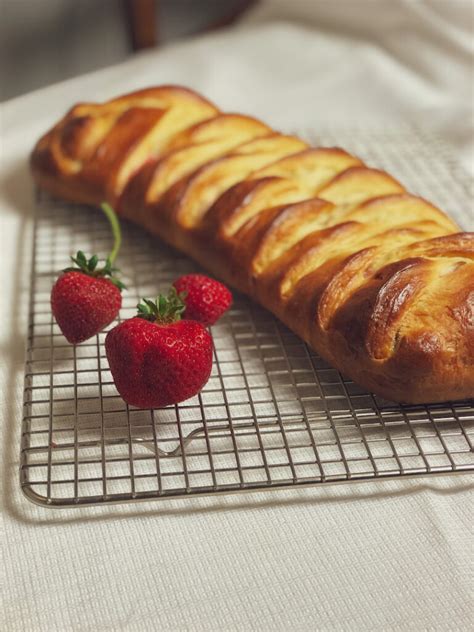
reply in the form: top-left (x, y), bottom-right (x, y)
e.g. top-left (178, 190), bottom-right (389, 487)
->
top-left (1, 2), bottom-right (473, 630)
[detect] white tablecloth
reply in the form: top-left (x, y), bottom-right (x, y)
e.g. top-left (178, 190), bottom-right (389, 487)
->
top-left (1, 10), bottom-right (473, 631)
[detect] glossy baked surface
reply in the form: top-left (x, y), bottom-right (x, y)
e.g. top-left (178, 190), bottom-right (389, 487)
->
top-left (31, 85), bottom-right (474, 403)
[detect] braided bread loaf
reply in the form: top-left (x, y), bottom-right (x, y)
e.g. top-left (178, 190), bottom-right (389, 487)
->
top-left (31, 85), bottom-right (474, 404)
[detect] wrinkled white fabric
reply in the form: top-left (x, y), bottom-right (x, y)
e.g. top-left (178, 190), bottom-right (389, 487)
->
top-left (240, 0), bottom-right (474, 175)
top-left (1, 5), bottom-right (473, 630)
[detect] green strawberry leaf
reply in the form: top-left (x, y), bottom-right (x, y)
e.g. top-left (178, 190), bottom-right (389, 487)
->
top-left (137, 303), bottom-right (150, 315)
top-left (77, 250), bottom-right (87, 267)
top-left (136, 288), bottom-right (187, 324)
top-left (88, 255), bottom-right (99, 271)
top-left (144, 298), bottom-right (158, 312)
top-left (158, 294), bottom-right (167, 316)
top-left (109, 277), bottom-right (127, 291)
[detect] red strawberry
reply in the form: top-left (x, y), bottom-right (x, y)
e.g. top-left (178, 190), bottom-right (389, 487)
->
top-left (51, 268), bottom-right (122, 344)
top-left (51, 203), bottom-right (125, 344)
top-left (173, 274), bottom-right (232, 326)
top-left (105, 290), bottom-right (213, 408)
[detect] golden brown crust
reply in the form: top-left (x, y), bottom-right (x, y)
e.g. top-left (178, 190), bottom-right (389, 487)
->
top-left (30, 85), bottom-right (474, 404)
top-left (31, 85), bottom-right (218, 207)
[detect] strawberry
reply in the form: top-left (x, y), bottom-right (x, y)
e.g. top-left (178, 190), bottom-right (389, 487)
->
top-left (51, 203), bottom-right (125, 344)
top-left (105, 289), bottom-right (213, 408)
top-left (51, 266), bottom-right (122, 344)
top-left (173, 274), bottom-right (232, 326)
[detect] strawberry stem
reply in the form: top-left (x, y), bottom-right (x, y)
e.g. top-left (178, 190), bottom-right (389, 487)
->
top-left (100, 202), bottom-right (122, 265)
top-left (61, 203), bottom-right (126, 291)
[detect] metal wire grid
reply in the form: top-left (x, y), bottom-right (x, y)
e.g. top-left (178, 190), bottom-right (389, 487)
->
top-left (20, 127), bottom-right (474, 507)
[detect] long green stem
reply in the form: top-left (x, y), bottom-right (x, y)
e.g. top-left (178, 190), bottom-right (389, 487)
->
top-left (100, 202), bottom-right (122, 265)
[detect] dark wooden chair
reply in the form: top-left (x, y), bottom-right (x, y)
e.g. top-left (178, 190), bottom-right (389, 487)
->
top-left (124, 0), bottom-right (257, 51)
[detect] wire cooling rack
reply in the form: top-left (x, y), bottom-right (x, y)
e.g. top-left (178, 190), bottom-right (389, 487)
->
top-left (21, 127), bottom-right (474, 507)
